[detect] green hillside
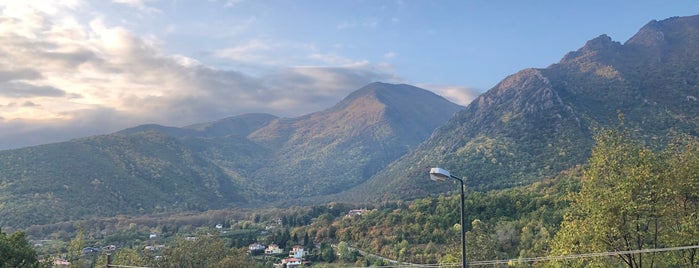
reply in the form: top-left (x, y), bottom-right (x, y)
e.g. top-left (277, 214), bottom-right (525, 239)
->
top-left (0, 131), bottom-right (248, 228)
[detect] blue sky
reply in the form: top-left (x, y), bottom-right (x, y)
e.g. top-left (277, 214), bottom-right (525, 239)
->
top-left (0, 0), bottom-right (697, 149)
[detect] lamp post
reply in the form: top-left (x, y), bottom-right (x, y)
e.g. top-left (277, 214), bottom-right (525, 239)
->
top-left (430, 167), bottom-right (467, 268)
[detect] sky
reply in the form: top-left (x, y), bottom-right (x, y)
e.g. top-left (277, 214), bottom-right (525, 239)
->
top-left (0, 1), bottom-right (698, 150)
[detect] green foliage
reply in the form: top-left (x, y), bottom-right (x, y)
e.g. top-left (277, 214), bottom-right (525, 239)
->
top-left (67, 226), bottom-right (84, 262)
top-left (0, 231), bottom-right (43, 268)
top-left (0, 131), bottom-right (250, 229)
top-left (466, 219), bottom-right (497, 262)
top-left (550, 129), bottom-right (699, 267)
top-left (296, 175), bottom-right (573, 265)
top-left (320, 242), bottom-right (336, 262)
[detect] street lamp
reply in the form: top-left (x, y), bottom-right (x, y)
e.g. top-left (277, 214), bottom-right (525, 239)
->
top-left (430, 167), bottom-right (467, 268)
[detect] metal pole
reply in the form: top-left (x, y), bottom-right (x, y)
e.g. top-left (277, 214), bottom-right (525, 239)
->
top-left (453, 175), bottom-right (467, 268)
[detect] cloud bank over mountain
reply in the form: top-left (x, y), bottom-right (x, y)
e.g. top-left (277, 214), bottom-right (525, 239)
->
top-left (2, 2), bottom-right (468, 149)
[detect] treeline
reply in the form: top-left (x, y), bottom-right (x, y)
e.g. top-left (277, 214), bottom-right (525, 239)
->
top-left (290, 172), bottom-right (576, 264)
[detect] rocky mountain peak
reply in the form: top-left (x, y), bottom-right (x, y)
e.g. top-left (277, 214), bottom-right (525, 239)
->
top-left (560, 34), bottom-right (623, 64)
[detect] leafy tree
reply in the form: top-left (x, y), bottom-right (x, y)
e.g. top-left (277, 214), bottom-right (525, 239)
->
top-left (154, 236), bottom-right (242, 268)
top-left (214, 248), bottom-right (259, 268)
top-left (466, 219), bottom-right (497, 263)
top-left (549, 129), bottom-right (699, 267)
top-left (661, 135), bottom-right (699, 267)
top-left (96, 248), bottom-right (145, 267)
top-left (67, 226), bottom-right (92, 268)
top-left (337, 241), bottom-right (359, 262)
top-left (320, 242), bottom-right (336, 262)
top-left (0, 231), bottom-right (44, 268)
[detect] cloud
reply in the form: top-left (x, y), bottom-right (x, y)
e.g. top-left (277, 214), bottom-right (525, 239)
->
top-left (417, 84), bottom-right (481, 106)
top-left (0, 2), bottom-right (398, 149)
top-left (112, 0), bottom-right (161, 13)
top-left (0, 82), bottom-right (66, 98)
top-left (214, 39), bottom-right (278, 63)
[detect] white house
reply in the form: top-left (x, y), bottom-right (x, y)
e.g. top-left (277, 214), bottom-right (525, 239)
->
top-left (289, 245), bottom-right (305, 259)
top-left (249, 243), bottom-right (265, 253)
top-left (282, 257), bottom-right (303, 268)
top-left (265, 243), bottom-right (284, 255)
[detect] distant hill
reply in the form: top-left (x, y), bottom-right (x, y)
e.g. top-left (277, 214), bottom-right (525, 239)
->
top-left (336, 14), bottom-right (699, 202)
top-left (0, 131), bottom-right (249, 227)
top-left (0, 83), bottom-right (462, 228)
top-left (248, 82), bottom-right (463, 197)
top-left (118, 113), bottom-right (278, 138)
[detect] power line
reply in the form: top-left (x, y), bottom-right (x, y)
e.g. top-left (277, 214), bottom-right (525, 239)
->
top-left (101, 245), bottom-right (699, 268)
top-left (448, 245), bottom-right (699, 267)
top-left (340, 245), bottom-right (699, 267)
top-left (107, 265), bottom-right (152, 268)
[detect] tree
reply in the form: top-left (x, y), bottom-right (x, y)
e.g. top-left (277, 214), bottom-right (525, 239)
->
top-left (337, 241), bottom-right (359, 262)
top-left (466, 219), bottom-right (497, 263)
top-left (155, 236), bottom-right (232, 268)
top-left (67, 226), bottom-right (91, 268)
top-left (661, 135), bottom-right (699, 267)
top-left (549, 129), bottom-right (699, 267)
top-left (97, 248), bottom-right (145, 267)
top-left (320, 243), bottom-right (336, 262)
top-left (0, 231), bottom-right (44, 268)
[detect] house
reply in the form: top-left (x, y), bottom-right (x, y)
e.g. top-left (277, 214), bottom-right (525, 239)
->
top-left (282, 257), bottom-right (303, 268)
top-left (52, 258), bottom-right (70, 266)
top-left (144, 245), bottom-right (165, 251)
top-left (346, 209), bottom-right (367, 217)
top-left (265, 243), bottom-right (284, 255)
top-left (249, 243), bottom-right (265, 253)
top-left (289, 245), bottom-right (305, 259)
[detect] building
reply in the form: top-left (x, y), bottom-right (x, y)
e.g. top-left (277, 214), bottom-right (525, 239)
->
top-left (265, 243), bottom-right (284, 255)
top-left (289, 245), bottom-right (305, 259)
top-left (249, 243), bottom-right (265, 253)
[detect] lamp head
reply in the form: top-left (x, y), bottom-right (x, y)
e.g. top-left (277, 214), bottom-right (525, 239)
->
top-left (429, 167), bottom-right (451, 182)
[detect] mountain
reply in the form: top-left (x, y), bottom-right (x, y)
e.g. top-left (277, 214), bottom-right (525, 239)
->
top-left (118, 113), bottom-right (278, 138)
top-left (0, 131), bottom-right (250, 228)
top-left (0, 83), bottom-right (462, 228)
top-left (247, 82), bottom-right (463, 197)
top-left (337, 15), bottom-right (699, 202)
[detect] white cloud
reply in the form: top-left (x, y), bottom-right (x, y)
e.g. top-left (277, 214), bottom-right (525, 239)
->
top-left (214, 39), bottom-right (278, 63)
top-left (0, 2), bottom-right (395, 149)
top-left (417, 84), bottom-right (481, 106)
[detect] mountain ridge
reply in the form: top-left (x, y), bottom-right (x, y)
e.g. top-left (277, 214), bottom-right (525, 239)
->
top-left (0, 82), bottom-right (462, 228)
top-left (333, 14), bottom-right (699, 202)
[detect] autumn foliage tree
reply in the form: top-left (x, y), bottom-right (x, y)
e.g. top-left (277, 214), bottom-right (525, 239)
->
top-left (549, 129), bottom-right (699, 267)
